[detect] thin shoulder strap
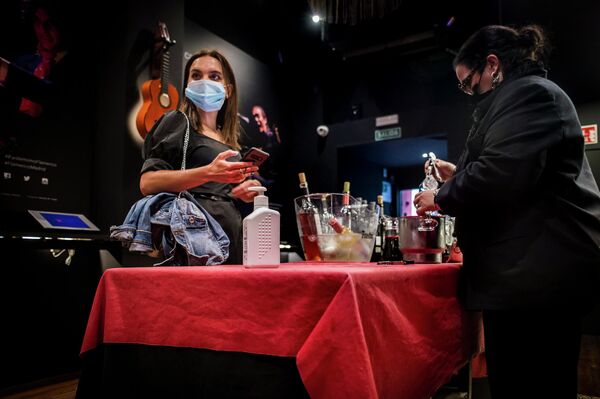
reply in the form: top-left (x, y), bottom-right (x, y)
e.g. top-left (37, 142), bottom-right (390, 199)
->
top-left (180, 111), bottom-right (191, 171)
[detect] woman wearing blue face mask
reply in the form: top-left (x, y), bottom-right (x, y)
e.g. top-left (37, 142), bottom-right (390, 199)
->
top-left (139, 49), bottom-right (261, 264)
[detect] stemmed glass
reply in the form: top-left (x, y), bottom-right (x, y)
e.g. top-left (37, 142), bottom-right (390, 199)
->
top-left (418, 152), bottom-right (440, 232)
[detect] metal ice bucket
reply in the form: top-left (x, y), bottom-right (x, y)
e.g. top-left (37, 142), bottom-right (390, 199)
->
top-left (398, 216), bottom-right (446, 263)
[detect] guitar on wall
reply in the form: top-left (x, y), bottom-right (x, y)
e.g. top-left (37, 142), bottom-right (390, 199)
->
top-left (135, 21), bottom-right (179, 139)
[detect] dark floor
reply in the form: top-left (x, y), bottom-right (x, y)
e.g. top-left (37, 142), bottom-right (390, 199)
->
top-left (2, 378), bottom-right (599, 399)
top-left (433, 377), bottom-right (490, 399)
top-left (1, 378), bottom-right (78, 399)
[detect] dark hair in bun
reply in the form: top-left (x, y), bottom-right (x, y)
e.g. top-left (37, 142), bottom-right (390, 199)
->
top-left (453, 24), bottom-right (551, 78)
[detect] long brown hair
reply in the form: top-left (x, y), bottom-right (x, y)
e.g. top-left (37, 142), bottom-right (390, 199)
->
top-left (180, 49), bottom-right (241, 149)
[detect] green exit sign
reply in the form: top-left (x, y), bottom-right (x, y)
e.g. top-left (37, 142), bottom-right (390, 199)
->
top-left (374, 127), bottom-right (402, 141)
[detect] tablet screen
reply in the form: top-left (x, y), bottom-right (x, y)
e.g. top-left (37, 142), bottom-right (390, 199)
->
top-left (28, 210), bottom-right (100, 231)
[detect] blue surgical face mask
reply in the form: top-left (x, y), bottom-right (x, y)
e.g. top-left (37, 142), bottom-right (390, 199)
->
top-left (185, 79), bottom-right (226, 112)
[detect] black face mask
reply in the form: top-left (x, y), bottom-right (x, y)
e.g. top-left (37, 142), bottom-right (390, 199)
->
top-left (467, 90), bottom-right (492, 110)
top-left (469, 80), bottom-right (493, 103)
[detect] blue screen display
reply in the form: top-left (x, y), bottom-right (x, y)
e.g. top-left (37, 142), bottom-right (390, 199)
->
top-left (40, 213), bottom-right (90, 228)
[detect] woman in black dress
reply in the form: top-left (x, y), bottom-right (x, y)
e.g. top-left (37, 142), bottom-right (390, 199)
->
top-left (140, 49), bottom-right (261, 264)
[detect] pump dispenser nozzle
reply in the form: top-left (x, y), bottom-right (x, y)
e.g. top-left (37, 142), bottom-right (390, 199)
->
top-left (249, 186), bottom-right (268, 210)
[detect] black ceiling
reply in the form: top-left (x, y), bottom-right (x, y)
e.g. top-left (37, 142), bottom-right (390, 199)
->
top-left (185, 0), bottom-right (473, 66)
top-left (186, 0), bottom-right (600, 104)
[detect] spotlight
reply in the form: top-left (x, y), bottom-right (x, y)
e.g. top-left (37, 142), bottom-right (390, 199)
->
top-left (312, 15), bottom-right (321, 23)
top-left (422, 153), bottom-right (429, 158)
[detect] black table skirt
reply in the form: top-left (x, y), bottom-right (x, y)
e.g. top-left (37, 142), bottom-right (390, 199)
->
top-left (76, 344), bottom-right (309, 399)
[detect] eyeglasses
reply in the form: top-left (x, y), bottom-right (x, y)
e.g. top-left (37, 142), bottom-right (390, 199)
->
top-left (457, 64), bottom-right (484, 95)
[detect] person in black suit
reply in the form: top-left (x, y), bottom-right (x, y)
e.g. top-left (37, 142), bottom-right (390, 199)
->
top-left (414, 25), bottom-right (600, 398)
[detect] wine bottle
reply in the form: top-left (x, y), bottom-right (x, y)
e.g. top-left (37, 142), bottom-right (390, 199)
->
top-left (298, 173), bottom-right (321, 234)
top-left (297, 172), bottom-right (322, 261)
top-left (298, 172), bottom-right (310, 196)
top-left (340, 181), bottom-right (352, 230)
top-left (328, 217), bottom-right (349, 234)
top-left (320, 194), bottom-right (333, 233)
top-left (382, 217), bottom-right (402, 261)
top-left (371, 195), bottom-right (385, 262)
top-left (342, 181), bottom-right (351, 201)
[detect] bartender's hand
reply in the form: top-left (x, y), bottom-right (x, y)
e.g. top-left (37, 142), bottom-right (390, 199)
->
top-left (413, 190), bottom-right (441, 216)
top-left (424, 159), bottom-right (456, 182)
top-left (231, 179), bottom-right (261, 203)
top-left (206, 150), bottom-right (258, 184)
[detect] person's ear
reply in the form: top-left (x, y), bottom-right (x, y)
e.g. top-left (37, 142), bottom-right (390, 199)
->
top-left (224, 83), bottom-right (232, 99)
top-left (486, 54), bottom-right (501, 75)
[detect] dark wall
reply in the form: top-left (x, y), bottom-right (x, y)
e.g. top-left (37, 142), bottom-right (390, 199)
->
top-left (0, 1), bottom-right (186, 390)
top-left (0, 0), bottom-right (93, 217)
top-left (92, 0), bottom-right (184, 233)
top-left (183, 21), bottom-right (281, 130)
top-left (0, 0), bottom-right (186, 231)
top-left (499, 0), bottom-right (600, 106)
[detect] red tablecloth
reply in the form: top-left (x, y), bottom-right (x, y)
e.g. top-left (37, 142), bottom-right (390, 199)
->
top-left (81, 262), bottom-right (480, 399)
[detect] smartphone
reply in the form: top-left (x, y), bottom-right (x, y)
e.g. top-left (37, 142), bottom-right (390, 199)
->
top-left (241, 147), bottom-right (270, 167)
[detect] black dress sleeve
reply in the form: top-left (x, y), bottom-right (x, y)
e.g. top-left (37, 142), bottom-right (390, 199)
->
top-left (141, 111), bottom-right (188, 174)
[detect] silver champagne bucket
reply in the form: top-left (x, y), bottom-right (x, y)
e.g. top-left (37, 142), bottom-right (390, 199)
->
top-left (398, 216), bottom-right (449, 263)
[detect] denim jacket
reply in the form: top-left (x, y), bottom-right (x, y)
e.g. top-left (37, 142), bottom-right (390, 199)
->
top-left (110, 191), bottom-right (229, 266)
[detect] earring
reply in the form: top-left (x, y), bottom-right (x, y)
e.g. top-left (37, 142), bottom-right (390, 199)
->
top-left (491, 71), bottom-right (501, 90)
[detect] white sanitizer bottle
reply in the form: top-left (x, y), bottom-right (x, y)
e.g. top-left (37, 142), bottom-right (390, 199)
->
top-left (243, 186), bottom-right (280, 267)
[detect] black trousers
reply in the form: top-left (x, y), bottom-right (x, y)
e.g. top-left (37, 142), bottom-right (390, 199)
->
top-left (482, 308), bottom-right (582, 399)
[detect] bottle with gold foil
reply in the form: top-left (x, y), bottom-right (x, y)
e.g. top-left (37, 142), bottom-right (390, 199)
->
top-left (340, 181), bottom-right (352, 230)
top-left (297, 172), bottom-right (322, 261)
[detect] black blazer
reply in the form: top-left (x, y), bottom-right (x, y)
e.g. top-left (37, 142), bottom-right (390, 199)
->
top-left (436, 73), bottom-right (600, 310)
